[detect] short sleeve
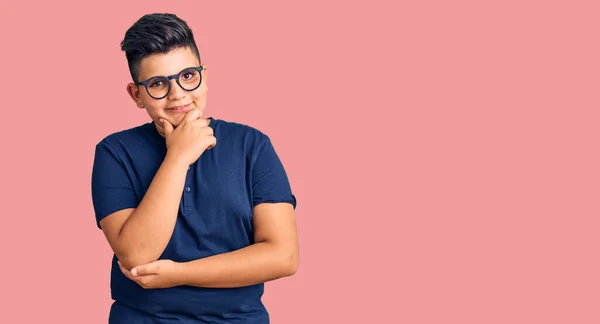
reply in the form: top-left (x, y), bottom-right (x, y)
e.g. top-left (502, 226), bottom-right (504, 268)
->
top-left (251, 137), bottom-right (297, 209)
top-left (91, 141), bottom-right (139, 228)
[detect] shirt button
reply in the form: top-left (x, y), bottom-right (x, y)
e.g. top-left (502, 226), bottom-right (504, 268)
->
top-left (185, 187), bottom-right (191, 192)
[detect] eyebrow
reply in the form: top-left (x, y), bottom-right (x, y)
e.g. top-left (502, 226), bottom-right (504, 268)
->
top-left (138, 64), bottom-right (201, 82)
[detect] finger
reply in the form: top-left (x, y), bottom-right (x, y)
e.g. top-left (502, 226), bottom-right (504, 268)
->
top-left (191, 117), bottom-right (209, 128)
top-left (155, 119), bottom-right (164, 131)
top-left (132, 262), bottom-right (159, 276)
top-left (199, 118), bottom-right (210, 127)
top-left (203, 126), bottom-right (214, 136)
top-left (184, 108), bottom-right (201, 122)
top-left (118, 262), bottom-right (151, 288)
top-left (155, 120), bottom-right (165, 135)
top-left (207, 136), bottom-right (217, 150)
top-left (118, 261), bottom-right (134, 280)
top-left (160, 119), bottom-right (173, 137)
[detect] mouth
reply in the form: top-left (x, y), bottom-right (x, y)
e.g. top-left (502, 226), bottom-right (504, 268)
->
top-left (166, 103), bottom-right (192, 113)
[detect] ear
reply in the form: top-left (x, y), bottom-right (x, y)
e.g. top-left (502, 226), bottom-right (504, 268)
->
top-left (127, 83), bottom-right (145, 109)
top-left (202, 64), bottom-right (208, 88)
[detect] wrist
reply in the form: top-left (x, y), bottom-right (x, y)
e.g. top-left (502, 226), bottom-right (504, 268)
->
top-left (176, 261), bottom-right (192, 286)
top-left (163, 154), bottom-right (189, 171)
top-left (170, 261), bottom-right (188, 286)
top-left (177, 260), bottom-right (207, 287)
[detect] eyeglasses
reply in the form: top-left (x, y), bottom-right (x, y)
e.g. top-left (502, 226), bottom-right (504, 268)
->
top-left (136, 66), bottom-right (204, 100)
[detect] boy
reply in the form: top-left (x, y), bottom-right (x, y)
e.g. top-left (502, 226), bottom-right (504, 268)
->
top-left (91, 13), bottom-right (298, 323)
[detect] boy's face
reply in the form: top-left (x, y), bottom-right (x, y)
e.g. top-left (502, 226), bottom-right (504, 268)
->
top-left (127, 46), bottom-right (207, 136)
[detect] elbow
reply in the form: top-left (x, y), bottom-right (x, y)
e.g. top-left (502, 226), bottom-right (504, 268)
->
top-left (279, 249), bottom-right (299, 277)
top-left (285, 260), bottom-right (299, 277)
top-left (117, 253), bottom-right (157, 271)
top-left (116, 254), bottom-right (138, 271)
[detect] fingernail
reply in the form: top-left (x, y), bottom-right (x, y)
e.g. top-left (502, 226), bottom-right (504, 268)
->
top-left (131, 269), bottom-right (138, 276)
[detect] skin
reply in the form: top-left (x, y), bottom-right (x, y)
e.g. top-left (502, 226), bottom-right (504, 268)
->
top-left (100, 46), bottom-right (299, 289)
top-left (127, 46), bottom-right (209, 137)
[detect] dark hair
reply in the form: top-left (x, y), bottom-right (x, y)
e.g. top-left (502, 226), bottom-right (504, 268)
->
top-left (120, 13), bottom-right (201, 82)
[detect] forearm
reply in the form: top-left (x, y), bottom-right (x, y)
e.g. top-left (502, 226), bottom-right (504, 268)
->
top-left (117, 155), bottom-right (188, 269)
top-left (178, 242), bottom-right (298, 288)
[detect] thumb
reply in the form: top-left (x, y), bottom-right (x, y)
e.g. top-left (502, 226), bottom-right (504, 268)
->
top-left (160, 118), bottom-right (173, 136)
top-left (131, 262), bottom-right (158, 276)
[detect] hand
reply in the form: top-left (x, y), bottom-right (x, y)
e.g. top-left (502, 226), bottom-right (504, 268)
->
top-left (160, 109), bottom-right (216, 166)
top-left (118, 259), bottom-right (182, 289)
top-left (154, 111), bottom-right (203, 137)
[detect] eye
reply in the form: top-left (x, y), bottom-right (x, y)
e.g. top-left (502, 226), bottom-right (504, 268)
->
top-left (181, 69), bottom-right (198, 81)
top-left (149, 79), bottom-right (165, 88)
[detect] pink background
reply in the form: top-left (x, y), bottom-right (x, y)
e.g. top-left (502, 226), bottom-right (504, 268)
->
top-left (1, 0), bottom-right (599, 323)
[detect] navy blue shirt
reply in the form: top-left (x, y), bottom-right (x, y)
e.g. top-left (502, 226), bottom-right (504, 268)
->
top-left (91, 118), bottom-right (296, 323)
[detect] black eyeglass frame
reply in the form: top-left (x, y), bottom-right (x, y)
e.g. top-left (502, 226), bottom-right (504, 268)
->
top-left (135, 66), bottom-right (204, 100)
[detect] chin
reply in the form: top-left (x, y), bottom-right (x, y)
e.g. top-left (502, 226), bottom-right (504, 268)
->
top-left (170, 117), bottom-right (186, 128)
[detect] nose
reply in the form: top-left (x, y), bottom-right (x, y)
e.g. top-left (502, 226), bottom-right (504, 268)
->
top-left (167, 78), bottom-right (186, 100)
